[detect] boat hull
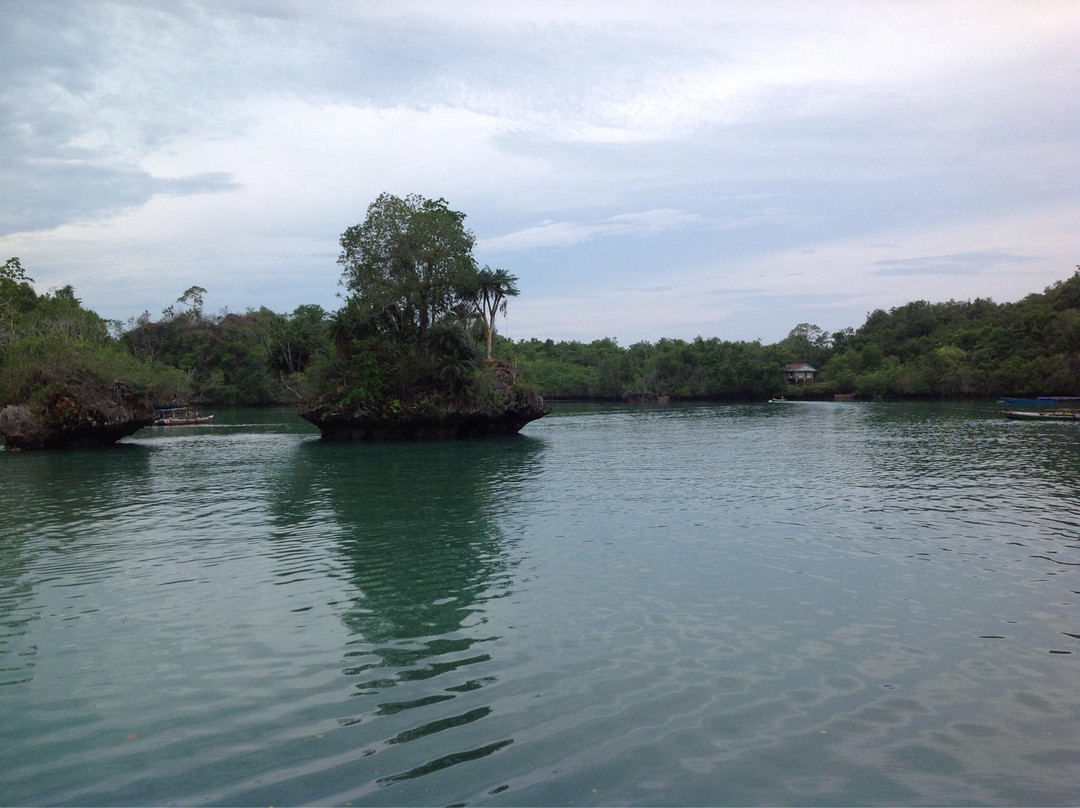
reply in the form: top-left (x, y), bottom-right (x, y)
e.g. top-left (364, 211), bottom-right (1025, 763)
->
top-left (153, 415), bottom-right (214, 426)
top-left (1002, 409), bottom-right (1080, 421)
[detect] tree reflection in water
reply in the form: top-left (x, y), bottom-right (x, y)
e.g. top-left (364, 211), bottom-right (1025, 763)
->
top-left (270, 435), bottom-right (545, 787)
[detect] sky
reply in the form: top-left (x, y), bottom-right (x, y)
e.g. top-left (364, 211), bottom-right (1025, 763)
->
top-left (2, 0), bottom-right (1078, 345)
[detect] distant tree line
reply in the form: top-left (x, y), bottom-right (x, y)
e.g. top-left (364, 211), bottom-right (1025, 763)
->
top-left (496, 268), bottom-right (1080, 400)
top-left (4, 246), bottom-right (1078, 412)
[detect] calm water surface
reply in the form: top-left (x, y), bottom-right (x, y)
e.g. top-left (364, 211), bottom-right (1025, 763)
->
top-left (2, 402), bottom-right (1080, 806)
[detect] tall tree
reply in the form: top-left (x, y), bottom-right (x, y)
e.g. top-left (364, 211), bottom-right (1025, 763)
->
top-left (177, 285), bottom-right (207, 318)
top-left (1, 257), bottom-right (32, 285)
top-left (1, 257), bottom-right (36, 343)
top-left (337, 193), bottom-right (478, 346)
top-left (471, 266), bottom-right (519, 360)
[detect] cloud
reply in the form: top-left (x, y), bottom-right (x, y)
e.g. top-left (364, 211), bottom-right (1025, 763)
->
top-left (1, 2), bottom-right (1078, 346)
top-left (0, 162), bottom-right (240, 235)
top-left (703, 288), bottom-right (768, 298)
top-left (478, 209), bottom-right (707, 252)
top-left (623, 284), bottom-right (675, 294)
top-left (873, 250), bottom-right (1042, 276)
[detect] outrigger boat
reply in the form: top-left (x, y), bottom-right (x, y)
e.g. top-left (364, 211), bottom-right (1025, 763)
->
top-left (153, 407), bottom-right (214, 426)
top-left (999, 396), bottom-right (1080, 421)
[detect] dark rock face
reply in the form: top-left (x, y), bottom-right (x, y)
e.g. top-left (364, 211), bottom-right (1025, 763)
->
top-left (302, 393), bottom-right (549, 441)
top-left (0, 389), bottom-right (155, 451)
top-left (299, 361), bottom-right (550, 441)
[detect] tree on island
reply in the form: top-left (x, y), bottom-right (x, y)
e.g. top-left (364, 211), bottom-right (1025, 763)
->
top-left (471, 266), bottom-right (519, 361)
top-left (301, 194), bottom-right (548, 439)
top-left (338, 193), bottom-right (479, 346)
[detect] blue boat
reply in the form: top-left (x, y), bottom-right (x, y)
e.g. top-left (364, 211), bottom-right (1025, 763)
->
top-left (999, 396), bottom-right (1080, 405)
top-left (999, 396), bottom-right (1080, 420)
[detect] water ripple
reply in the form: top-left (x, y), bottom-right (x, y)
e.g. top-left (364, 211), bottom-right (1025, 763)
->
top-left (3, 404), bottom-right (1080, 805)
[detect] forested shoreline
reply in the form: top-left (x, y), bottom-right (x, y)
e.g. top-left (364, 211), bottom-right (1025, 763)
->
top-left (115, 263), bottom-right (1080, 404)
top-left (498, 267), bottom-right (1080, 401)
top-left (3, 255), bottom-right (1079, 419)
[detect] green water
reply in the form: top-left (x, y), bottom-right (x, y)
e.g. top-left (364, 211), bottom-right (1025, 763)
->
top-left (3, 402), bottom-right (1080, 805)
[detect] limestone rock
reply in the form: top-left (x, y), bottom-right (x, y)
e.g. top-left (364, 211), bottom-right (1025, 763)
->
top-left (300, 360), bottom-right (549, 441)
top-left (0, 385), bottom-right (155, 451)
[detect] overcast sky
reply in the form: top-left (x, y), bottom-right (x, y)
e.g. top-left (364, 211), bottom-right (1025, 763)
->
top-left (2, 1), bottom-right (1077, 344)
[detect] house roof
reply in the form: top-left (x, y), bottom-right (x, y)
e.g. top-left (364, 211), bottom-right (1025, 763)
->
top-left (783, 363), bottom-right (817, 372)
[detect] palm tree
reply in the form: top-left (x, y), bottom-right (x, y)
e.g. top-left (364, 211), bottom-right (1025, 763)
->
top-left (472, 266), bottom-right (519, 361)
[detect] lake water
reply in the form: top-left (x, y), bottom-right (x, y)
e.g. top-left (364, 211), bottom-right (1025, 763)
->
top-left (3, 401), bottom-right (1080, 806)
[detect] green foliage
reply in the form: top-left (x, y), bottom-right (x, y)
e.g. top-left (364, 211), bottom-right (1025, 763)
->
top-left (493, 266), bottom-right (1080, 401)
top-left (500, 336), bottom-right (786, 400)
top-left (0, 337), bottom-right (189, 408)
top-left (469, 266), bottom-right (520, 360)
top-left (1, 257), bottom-right (38, 342)
top-left (813, 268), bottom-right (1080, 398)
top-left (780, 323), bottom-right (832, 367)
top-left (309, 194), bottom-right (526, 418)
top-left (121, 301), bottom-right (332, 405)
top-left (337, 193), bottom-right (479, 346)
top-left (9, 250), bottom-right (1077, 411)
top-left (322, 339), bottom-right (389, 411)
top-left (0, 262), bottom-right (191, 411)
top-left (427, 319), bottom-right (481, 393)
top-left (177, 285), bottom-right (207, 317)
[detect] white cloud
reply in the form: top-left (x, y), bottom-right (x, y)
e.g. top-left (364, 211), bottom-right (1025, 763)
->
top-left (1, 1), bottom-right (1077, 342)
top-left (479, 209), bottom-right (707, 253)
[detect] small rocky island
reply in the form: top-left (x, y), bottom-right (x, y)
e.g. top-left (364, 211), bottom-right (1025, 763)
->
top-left (0, 383), bottom-right (156, 451)
top-left (299, 193), bottom-right (548, 441)
top-left (300, 359), bottom-right (548, 441)
top-left (1, 256), bottom-right (190, 452)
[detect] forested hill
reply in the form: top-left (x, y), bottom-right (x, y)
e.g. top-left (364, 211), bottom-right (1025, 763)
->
top-left (496, 268), bottom-right (1080, 400)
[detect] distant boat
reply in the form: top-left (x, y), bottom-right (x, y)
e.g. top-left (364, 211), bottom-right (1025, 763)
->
top-left (999, 396), bottom-right (1080, 421)
top-left (153, 407), bottom-right (214, 426)
top-left (1002, 409), bottom-right (1080, 421)
top-left (999, 396), bottom-right (1080, 406)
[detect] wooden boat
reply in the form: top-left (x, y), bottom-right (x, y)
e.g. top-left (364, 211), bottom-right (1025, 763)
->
top-left (153, 407), bottom-right (214, 426)
top-left (1002, 408), bottom-right (1080, 421)
top-left (999, 396), bottom-right (1080, 421)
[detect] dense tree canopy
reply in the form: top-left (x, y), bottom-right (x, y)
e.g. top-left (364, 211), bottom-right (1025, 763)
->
top-left (326, 194), bottom-right (530, 410)
top-left (337, 193), bottom-right (479, 346)
top-left (292, 194), bottom-right (547, 434)
top-left (122, 299), bottom-right (331, 406)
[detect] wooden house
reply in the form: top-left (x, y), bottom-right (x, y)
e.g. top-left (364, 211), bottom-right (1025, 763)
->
top-left (782, 362), bottom-right (817, 386)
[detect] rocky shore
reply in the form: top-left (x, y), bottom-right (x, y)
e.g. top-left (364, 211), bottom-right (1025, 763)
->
top-left (0, 384), bottom-right (155, 451)
top-left (300, 360), bottom-right (549, 441)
